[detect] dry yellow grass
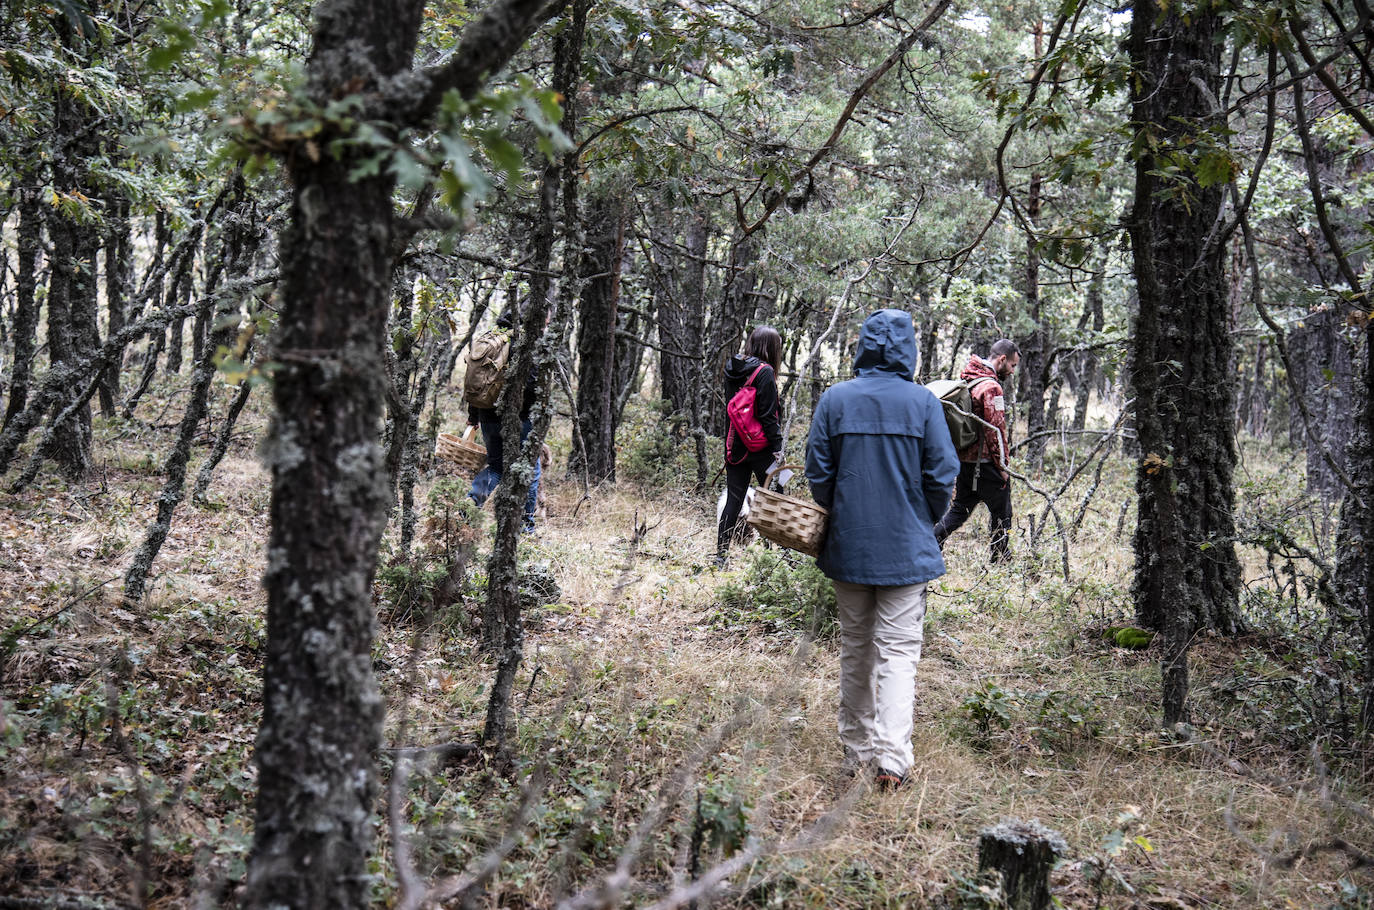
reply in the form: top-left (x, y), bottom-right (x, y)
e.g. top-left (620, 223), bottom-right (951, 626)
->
top-left (386, 444), bottom-right (1371, 909)
top-left (2, 402), bottom-right (1370, 907)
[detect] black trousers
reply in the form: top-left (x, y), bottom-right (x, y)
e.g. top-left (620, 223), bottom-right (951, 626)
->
top-left (717, 451), bottom-right (773, 556)
top-left (933, 461), bottom-right (1012, 563)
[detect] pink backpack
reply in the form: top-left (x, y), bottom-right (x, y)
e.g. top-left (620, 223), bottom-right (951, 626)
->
top-left (726, 364), bottom-right (770, 462)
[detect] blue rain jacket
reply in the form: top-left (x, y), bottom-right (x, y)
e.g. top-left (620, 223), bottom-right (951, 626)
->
top-left (805, 309), bottom-right (959, 585)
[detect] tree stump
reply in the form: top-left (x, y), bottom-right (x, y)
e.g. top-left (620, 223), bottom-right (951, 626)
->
top-left (977, 818), bottom-right (1068, 910)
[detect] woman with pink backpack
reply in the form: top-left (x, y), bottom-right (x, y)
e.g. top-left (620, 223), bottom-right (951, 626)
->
top-left (716, 325), bottom-right (784, 566)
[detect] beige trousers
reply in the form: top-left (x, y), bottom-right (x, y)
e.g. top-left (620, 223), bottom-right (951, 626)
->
top-left (833, 580), bottom-right (927, 775)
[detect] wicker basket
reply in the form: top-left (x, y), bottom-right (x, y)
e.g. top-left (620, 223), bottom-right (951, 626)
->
top-left (746, 463), bottom-right (828, 557)
top-left (434, 426), bottom-right (487, 475)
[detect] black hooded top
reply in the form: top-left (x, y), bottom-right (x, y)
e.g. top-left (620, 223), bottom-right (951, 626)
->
top-left (722, 354), bottom-right (783, 459)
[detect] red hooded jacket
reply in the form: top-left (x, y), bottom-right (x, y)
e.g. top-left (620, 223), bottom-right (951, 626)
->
top-left (957, 356), bottom-right (1009, 467)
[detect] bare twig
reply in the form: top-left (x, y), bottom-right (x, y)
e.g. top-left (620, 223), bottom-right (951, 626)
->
top-left (778, 204), bottom-right (922, 449)
top-left (736, 1), bottom-right (951, 236)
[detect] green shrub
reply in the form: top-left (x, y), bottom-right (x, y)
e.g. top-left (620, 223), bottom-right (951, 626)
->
top-left (712, 545), bottom-right (836, 638)
top-left (421, 478), bottom-right (485, 559)
top-left (378, 478), bottom-right (486, 627)
top-left (956, 683), bottom-right (1105, 748)
top-left (957, 680), bottom-right (1014, 743)
top-left (519, 561), bottom-right (562, 610)
top-left (619, 398), bottom-right (705, 490)
top-left (377, 561), bottom-right (455, 624)
top-left (695, 775), bottom-right (751, 856)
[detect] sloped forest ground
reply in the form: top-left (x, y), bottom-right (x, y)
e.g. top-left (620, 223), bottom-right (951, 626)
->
top-left (1, 383), bottom-right (1371, 909)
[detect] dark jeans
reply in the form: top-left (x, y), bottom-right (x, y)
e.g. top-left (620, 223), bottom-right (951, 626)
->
top-left (933, 461), bottom-right (1012, 563)
top-left (470, 414), bottom-right (540, 530)
top-left (717, 451), bottom-right (773, 556)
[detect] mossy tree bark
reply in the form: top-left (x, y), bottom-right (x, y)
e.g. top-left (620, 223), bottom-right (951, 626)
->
top-left (1126, 0), bottom-right (1243, 727)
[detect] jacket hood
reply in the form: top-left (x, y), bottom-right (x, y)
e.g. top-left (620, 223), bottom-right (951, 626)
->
top-left (852, 309), bottom-right (918, 378)
top-left (959, 356), bottom-right (998, 383)
top-left (724, 354), bottom-right (766, 382)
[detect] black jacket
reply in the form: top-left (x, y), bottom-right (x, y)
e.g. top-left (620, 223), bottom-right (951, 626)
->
top-left (723, 354), bottom-right (783, 459)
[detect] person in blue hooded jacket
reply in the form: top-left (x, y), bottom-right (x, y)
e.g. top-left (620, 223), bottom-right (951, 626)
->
top-left (805, 309), bottom-right (958, 789)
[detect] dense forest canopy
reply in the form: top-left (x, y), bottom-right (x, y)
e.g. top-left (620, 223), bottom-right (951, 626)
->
top-left (0, 0), bottom-right (1371, 906)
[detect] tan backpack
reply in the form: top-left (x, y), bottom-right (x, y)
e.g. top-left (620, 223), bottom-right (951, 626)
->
top-left (463, 328), bottom-right (512, 409)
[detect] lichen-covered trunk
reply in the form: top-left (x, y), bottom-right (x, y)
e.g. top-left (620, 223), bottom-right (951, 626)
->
top-left (571, 193), bottom-right (623, 483)
top-left (483, 0), bottom-right (587, 746)
top-left (101, 197), bottom-right (132, 413)
top-left (191, 353), bottom-right (255, 503)
top-left (245, 153), bottom-right (394, 907)
top-left (244, 1), bottom-right (425, 900)
top-left (125, 241), bottom-right (198, 419)
top-left (1127, 0), bottom-right (1243, 725)
top-left (124, 180), bottom-right (254, 605)
top-left (1348, 323), bottom-right (1374, 729)
top-left (383, 267), bottom-right (418, 509)
top-left (122, 297), bottom-right (227, 605)
top-left (43, 206), bottom-right (94, 479)
top-left (3, 187), bottom-right (41, 433)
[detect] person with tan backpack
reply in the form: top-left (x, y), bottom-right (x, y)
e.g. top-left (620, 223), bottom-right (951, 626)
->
top-left (464, 310), bottom-right (540, 532)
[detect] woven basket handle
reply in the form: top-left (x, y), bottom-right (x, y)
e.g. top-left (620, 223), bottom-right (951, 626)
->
top-left (764, 462), bottom-right (803, 489)
top-left (462, 425), bottom-right (477, 443)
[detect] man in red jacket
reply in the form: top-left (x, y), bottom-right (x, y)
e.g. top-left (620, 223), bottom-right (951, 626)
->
top-left (933, 339), bottom-right (1020, 562)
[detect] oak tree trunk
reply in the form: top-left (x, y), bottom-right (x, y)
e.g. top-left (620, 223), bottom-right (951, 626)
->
top-left (243, 2), bottom-right (426, 904)
top-left (657, 209), bottom-right (707, 417)
top-left (3, 187), bottom-right (41, 432)
top-left (1127, 0), bottom-right (1243, 726)
top-left (570, 193), bottom-right (624, 483)
top-left (483, 0), bottom-right (588, 749)
top-left (705, 230), bottom-right (759, 435)
top-left (43, 208), bottom-right (94, 478)
top-left (1350, 324), bottom-right (1374, 729)
top-left (1070, 264), bottom-right (1104, 432)
top-left (101, 196), bottom-right (132, 411)
top-left (1289, 307), bottom-right (1356, 499)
